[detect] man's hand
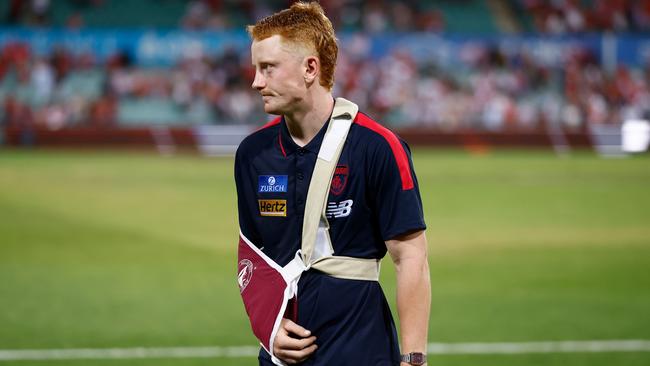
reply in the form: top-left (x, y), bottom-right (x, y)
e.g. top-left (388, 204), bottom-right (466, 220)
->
top-left (272, 318), bottom-right (317, 364)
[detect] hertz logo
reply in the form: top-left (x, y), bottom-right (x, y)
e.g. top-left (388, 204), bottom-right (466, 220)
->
top-left (258, 199), bottom-right (287, 217)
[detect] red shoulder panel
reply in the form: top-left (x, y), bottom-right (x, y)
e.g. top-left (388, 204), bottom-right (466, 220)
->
top-left (255, 116), bottom-right (286, 157)
top-left (354, 113), bottom-right (414, 190)
top-left (257, 116), bottom-right (282, 131)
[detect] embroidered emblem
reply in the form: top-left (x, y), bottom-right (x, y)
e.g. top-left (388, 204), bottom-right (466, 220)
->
top-left (330, 165), bottom-right (349, 195)
top-left (238, 259), bottom-right (254, 293)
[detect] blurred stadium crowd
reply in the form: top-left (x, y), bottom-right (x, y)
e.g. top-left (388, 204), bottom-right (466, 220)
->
top-left (1, 0), bottom-right (650, 131)
top-left (7, 0), bottom-right (650, 33)
top-left (517, 0), bottom-right (650, 34)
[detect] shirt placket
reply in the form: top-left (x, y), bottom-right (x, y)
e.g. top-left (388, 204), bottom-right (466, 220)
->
top-left (294, 147), bottom-right (309, 227)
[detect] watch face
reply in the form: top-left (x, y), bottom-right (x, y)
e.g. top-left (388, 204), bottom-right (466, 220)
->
top-left (411, 352), bottom-right (426, 365)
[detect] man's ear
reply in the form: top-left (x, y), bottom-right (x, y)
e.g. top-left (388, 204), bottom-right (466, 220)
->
top-left (304, 56), bottom-right (319, 85)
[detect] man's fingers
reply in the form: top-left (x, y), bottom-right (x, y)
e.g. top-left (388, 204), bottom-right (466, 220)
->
top-left (275, 343), bottom-right (318, 364)
top-left (282, 319), bottom-right (312, 337)
top-left (275, 334), bottom-right (317, 350)
top-left (273, 319), bottom-right (317, 364)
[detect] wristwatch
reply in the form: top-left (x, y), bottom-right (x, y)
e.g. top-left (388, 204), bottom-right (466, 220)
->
top-left (400, 352), bottom-right (427, 365)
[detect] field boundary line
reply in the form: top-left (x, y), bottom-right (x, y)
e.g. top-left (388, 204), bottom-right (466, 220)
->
top-left (0, 346), bottom-right (260, 361)
top-left (0, 340), bottom-right (649, 361)
top-left (427, 340), bottom-right (650, 354)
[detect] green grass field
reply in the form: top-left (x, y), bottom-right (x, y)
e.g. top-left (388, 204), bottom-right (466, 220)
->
top-left (1, 148), bottom-right (649, 366)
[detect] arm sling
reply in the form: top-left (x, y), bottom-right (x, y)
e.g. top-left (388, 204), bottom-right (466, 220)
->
top-left (237, 98), bottom-right (381, 365)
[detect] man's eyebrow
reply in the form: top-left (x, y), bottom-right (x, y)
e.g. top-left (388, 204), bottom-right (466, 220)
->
top-left (253, 60), bottom-right (277, 69)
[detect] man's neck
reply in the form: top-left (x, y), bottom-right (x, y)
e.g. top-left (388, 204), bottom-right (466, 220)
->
top-left (284, 92), bottom-right (334, 147)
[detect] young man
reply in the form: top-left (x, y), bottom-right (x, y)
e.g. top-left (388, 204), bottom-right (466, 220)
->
top-left (235, 2), bottom-right (430, 365)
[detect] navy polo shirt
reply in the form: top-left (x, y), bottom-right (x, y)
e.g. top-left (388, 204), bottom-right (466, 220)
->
top-left (235, 111), bottom-right (426, 365)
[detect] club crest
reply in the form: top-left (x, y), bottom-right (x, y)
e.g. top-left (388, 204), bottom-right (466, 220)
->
top-left (330, 165), bottom-right (349, 195)
top-left (238, 259), bottom-right (254, 293)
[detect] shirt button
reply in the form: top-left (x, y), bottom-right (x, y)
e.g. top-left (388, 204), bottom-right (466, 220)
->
top-left (298, 198), bottom-right (303, 204)
top-left (297, 172), bottom-right (304, 180)
top-left (298, 148), bottom-right (304, 156)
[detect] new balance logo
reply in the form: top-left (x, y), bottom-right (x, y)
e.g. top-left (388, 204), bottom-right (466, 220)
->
top-left (326, 199), bottom-right (353, 218)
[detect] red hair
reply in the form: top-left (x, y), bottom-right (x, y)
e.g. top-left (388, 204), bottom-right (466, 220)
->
top-left (247, 1), bottom-right (338, 91)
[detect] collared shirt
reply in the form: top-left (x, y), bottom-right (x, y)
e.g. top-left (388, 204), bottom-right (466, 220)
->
top-left (235, 110), bottom-right (426, 365)
top-left (235, 112), bottom-right (426, 266)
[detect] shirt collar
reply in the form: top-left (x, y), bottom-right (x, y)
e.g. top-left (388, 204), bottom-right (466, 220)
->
top-left (279, 115), bottom-right (331, 156)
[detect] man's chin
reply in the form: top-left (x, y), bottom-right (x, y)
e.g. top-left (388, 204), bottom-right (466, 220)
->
top-left (263, 105), bottom-right (282, 115)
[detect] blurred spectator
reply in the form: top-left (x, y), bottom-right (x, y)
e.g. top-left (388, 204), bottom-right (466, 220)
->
top-left (31, 58), bottom-right (54, 106)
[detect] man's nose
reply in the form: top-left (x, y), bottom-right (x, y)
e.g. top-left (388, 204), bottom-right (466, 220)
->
top-left (252, 71), bottom-right (265, 90)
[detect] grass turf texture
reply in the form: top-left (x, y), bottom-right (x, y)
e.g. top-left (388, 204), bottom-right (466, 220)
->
top-left (0, 149), bottom-right (648, 366)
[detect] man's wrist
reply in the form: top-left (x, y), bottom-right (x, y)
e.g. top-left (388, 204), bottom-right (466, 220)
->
top-left (400, 352), bottom-right (427, 365)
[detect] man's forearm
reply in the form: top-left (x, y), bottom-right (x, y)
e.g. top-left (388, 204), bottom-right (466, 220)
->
top-left (386, 230), bottom-right (431, 364)
top-left (395, 254), bottom-right (431, 355)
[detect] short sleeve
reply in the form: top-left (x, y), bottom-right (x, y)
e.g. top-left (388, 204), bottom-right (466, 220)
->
top-left (234, 145), bottom-right (262, 244)
top-left (367, 139), bottom-right (426, 241)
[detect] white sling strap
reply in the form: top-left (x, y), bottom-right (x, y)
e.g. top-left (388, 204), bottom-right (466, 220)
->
top-left (286, 97), bottom-right (380, 282)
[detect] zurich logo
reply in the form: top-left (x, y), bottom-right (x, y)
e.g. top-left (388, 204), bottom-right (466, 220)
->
top-left (259, 175), bottom-right (288, 193)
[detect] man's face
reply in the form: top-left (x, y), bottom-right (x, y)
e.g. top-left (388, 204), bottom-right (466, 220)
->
top-left (251, 35), bottom-right (308, 115)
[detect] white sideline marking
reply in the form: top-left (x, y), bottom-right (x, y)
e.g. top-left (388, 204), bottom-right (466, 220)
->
top-left (0, 346), bottom-right (260, 361)
top-left (427, 340), bottom-right (650, 354)
top-left (0, 340), bottom-right (649, 361)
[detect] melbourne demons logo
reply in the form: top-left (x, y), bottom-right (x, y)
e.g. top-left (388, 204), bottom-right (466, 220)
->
top-left (330, 165), bottom-right (349, 195)
top-left (238, 259), bottom-right (254, 293)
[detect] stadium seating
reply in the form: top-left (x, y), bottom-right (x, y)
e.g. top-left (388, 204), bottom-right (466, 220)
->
top-left (48, 0), bottom-right (186, 28)
top-left (435, 0), bottom-right (497, 33)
